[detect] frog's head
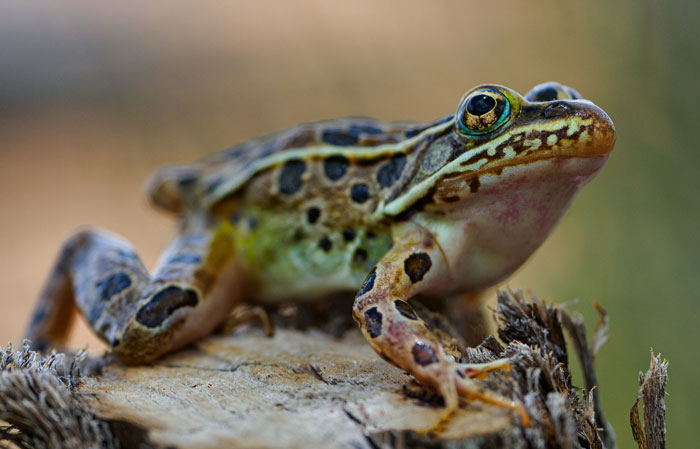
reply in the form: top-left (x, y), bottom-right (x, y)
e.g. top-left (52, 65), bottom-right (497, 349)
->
top-left (388, 82), bottom-right (615, 290)
top-left (443, 81), bottom-right (616, 183)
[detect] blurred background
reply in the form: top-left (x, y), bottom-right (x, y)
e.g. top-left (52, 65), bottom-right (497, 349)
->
top-left (1, 0), bottom-right (697, 446)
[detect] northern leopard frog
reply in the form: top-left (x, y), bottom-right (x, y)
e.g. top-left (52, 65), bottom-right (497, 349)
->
top-left (25, 82), bottom-right (615, 426)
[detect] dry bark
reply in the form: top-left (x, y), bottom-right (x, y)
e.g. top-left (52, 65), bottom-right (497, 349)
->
top-left (0, 291), bottom-right (665, 449)
top-left (630, 351), bottom-right (668, 449)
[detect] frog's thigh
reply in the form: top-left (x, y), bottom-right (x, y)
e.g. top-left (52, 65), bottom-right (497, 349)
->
top-left (351, 226), bottom-right (460, 415)
top-left (25, 226), bottom-right (242, 364)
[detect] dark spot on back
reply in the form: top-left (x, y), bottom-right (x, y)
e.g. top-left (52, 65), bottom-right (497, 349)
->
top-left (412, 342), bottom-right (438, 366)
top-left (350, 183), bottom-right (370, 203)
top-left (342, 228), bottom-right (356, 242)
top-left (404, 252), bottom-right (432, 283)
top-left (394, 300), bottom-right (418, 320)
top-left (323, 155), bottom-right (349, 181)
top-left (322, 129), bottom-right (359, 146)
top-left (376, 154), bottom-right (407, 188)
top-left (367, 231), bottom-right (376, 239)
top-left (364, 307), bottom-right (383, 338)
top-left (307, 207), bottom-right (321, 224)
top-left (356, 268), bottom-right (376, 297)
top-left (167, 254), bottom-right (202, 265)
top-left (278, 159), bottom-right (306, 195)
top-left (353, 248), bottom-right (368, 264)
top-left (136, 286), bottom-right (199, 328)
top-left (318, 237), bottom-right (332, 252)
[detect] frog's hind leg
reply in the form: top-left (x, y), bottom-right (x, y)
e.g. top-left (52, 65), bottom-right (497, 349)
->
top-left (352, 223), bottom-right (529, 427)
top-left (25, 224), bottom-right (243, 364)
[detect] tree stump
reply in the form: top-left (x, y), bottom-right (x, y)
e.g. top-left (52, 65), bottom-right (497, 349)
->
top-left (0, 291), bottom-right (667, 449)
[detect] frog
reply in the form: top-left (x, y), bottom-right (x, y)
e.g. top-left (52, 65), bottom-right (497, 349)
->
top-left (24, 81), bottom-right (615, 426)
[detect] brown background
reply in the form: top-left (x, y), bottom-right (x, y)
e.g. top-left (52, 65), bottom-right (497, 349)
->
top-left (1, 1), bottom-right (698, 446)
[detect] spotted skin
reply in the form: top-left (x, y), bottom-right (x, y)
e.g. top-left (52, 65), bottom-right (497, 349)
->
top-left (26, 225), bottom-right (239, 364)
top-left (135, 286), bottom-right (199, 328)
top-left (412, 342), bottom-right (438, 366)
top-left (363, 307), bottom-right (383, 338)
top-left (323, 155), bottom-right (349, 181)
top-left (394, 299), bottom-right (418, 320)
top-left (350, 183), bottom-right (371, 204)
top-left (404, 252), bottom-right (432, 283)
top-left (278, 159), bottom-right (306, 195)
top-left (351, 223), bottom-right (464, 417)
top-left (25, 81), bottom-right (615, 427)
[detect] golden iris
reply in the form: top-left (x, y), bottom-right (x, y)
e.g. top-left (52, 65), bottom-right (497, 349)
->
top-left (457, 89), bottom-right (510, 136)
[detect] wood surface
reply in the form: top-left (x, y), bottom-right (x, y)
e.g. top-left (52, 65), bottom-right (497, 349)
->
top-left (2, 291), bottom-right (667, 449)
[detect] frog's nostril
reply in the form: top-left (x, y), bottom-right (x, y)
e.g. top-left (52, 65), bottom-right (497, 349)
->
top-left (544, 102), bottom-right (571, 118)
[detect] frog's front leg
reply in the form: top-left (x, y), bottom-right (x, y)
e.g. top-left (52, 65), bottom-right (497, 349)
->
top-left (25, 223), bottom-right (243, 364)
top-left (352, 223), bottom-right (528, 425)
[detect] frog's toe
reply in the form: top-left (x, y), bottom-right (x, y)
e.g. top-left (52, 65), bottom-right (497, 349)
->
top-left (454, 369), bottom-right (530, 426)
top-left (414, 357), bottom-right (529, 432)
top-left (411, 362), bottom-right (459, 434)
top-left (457, 358), bottom-right (513, 379)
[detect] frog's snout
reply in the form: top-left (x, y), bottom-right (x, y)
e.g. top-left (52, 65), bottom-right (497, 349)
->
top-left (525, 81), bottom-right (616, 158)
top-left (543, 99), bottom-right (616, 159)
top-left (592, 106), bottom-right (616, 157)
top-left (573, 101), bottom-right (616, 158)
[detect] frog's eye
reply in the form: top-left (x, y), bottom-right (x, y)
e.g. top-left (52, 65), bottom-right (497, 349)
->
top-left (525, 82), bottom-right (582, 102)
top-left (457, 89), bottom-right (511, 136)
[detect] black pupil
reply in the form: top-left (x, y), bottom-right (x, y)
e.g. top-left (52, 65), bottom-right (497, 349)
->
top-left (467, 94), bottom-right (496, 115)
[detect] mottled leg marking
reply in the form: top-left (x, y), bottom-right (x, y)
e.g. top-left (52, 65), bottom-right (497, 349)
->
top-left (25, 224), bottom-right (242, 364)
top-left (352, 224), bottom-right (529, 427)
